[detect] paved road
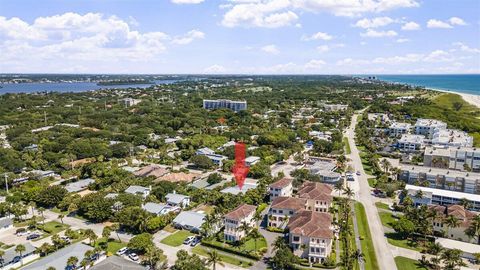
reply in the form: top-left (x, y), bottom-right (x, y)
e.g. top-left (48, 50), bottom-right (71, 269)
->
top-left (345, 112), bottom-right (397, 270)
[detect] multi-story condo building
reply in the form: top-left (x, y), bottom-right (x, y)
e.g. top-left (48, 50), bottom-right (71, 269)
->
top-left (389, 122), bottom-right (411, 137)
top-left (414, 118), bottom-right (447, 139)
top-left (405, 184), bottom-right (480, 212)
top-left (224, 204), bottom-right (256, 242)
top-left (429, 204), bottom-right (479, 243)
top-left (297, 182), bottom-right (333, 213)
top-left (399, 165), bottom-right (480, 194)
top-left (423, 146), bottom-right (480, 172)
top-left (287, 210), bottom-right (333, 264)
top-left (396, 134), bottom-right (425, 152)
top-left (268, 197), bottom-right (306, 229)
top-left (308, 161), bottom-right (342, 184)
top-left (431, 129), bottom-right (473, 148)
top-left (203, 99), bottom-right (247, 112)
top-left (269, 177), bottom-right (293, 201)
top-left (322, 104), bottom-right (348, 112)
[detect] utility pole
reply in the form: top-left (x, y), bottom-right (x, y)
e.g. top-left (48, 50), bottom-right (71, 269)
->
top-left (4, 174), bottom-right (8, 194)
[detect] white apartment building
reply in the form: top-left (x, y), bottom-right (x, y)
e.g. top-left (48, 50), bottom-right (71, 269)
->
top-left (323, 104), bottom-right (348, 112)
top-left (287, 210), bottom-right (334, 264)
top-left (396, 134), bottom-right (426, 152)
top-left (269, 177), bottom-right (294, 201)
top-left (268, 197), bottom-right (305, 229)
top-left (224, 204), bottom-right (256, 242)
top-left (389, 122), bottom-right (412, 137)
top-left (203, 99), bottom-right (247, 112)
top-left (405, 184), bottom-right (480, 212)
top-left (414, 118), bottom-right (448, 139)
top-left (400, 165), bottom-right (480, 194)
top-left (424, 146), bottom-right (480, 172)
top-left (431, 129), bottom-right (473, 148)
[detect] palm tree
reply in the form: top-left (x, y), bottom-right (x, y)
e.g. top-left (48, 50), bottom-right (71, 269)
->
top-left (342, 186), bottom-right (354, 199)
top-left (459, 198), bottom-right (472, 210)
top-left (352, 249), bottom-right (364, 266)
top-left (145, 246), bottom-right (165, 268)
top-left (84, 229), bottom-right (97, 246)
top-left (380, 158), bottom-right (391, 174)
top-left (334, 181), bottom-right (343, 197)
top-left (28, 201), bottom-right (36, 216)
top-left (206, 249), bottom-right (224, 270)
top-left (110, 223), bottom-right (122, 242)
top-left (239, 220), bottom-right (251, 237)
top-left (444, 215), bottom-right (460, 239)
top-left (46, 267), bottom-right (56, 270)
top-left (102, 226), bottom-right (112, 240)
top-left (0, 249), bottom-right (5, 268)
top-left (249, 228), bottom-right (262, 252)
top-left (465, 214), bottom-right (480, 245)
top-left (272, 236), bottom-right (287, 251)
top-left (58, 214), bottom-right (65, 224)
top-left (66, 256), bottom-right (78, 268)
top-left (15, 244), bottom-right (26, 266)
top-left (38, 207), bottom-right (45, 225)
top-left (426, 242), bottom-right (443, 270)
top-left (441, 248), bottom-right (465, 270)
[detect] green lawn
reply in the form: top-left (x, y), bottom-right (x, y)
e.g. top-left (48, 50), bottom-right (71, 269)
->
top-left (374, 202), bottom-right (390, 211)
top-left (160, 230), bottom-right (194, 247)
top-left (378, 212), bottom-right (399, 229)
top-left (394, 256), bottom-right (428, 270)
top-left (192, 246), bottom-right (253, 268)
top-left (385, 233), bottom-right (422, 251)
top-left (368, 178), bottom-right (376, 188)
top-left (344, 137), bottom-right (351, 155)
top-left (39, 221), bottom-right (70, 234)
top-left (243, 236), bottom-right (267, 252)
top-left (95, 237), bottom-right (127, 255)
top-left (355, 202), bottom-right (379, 270)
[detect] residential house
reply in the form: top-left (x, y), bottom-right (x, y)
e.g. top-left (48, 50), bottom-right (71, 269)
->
top-left (297, 182), bottom-right (333, 213)
top-left (0, 217), bottom-right (13, 231)
top-left (166, 192), bottom-right (190, 208)
top-left (125, 185), bottom-right (151, 199)
top-left (2, 242), bottom-right (37, 269)
top-left (224, 204), bottom-right (256, 242)
top-left (64, 178), bottom-right (95, 193)
top-left (268, 197), bottom-right (306, 229)
top-left (90, 255), bottom-right (146, 270)
top-left (133, 164), bottom-right (168, 178)
top-left (429, 204), bottom-right (479, 243)
top-left (172, 211), bottom-right (206, 233)
top-left (245, 156), bottom-right (261, 166)
top-left (22, 243), bottom-right (97, 270)
top-left (142, 202), bottom-right (179, 216)
top-left (287, 210), bottom-right (334, 264)
top-left (269, 177), bottom-right (293, 201)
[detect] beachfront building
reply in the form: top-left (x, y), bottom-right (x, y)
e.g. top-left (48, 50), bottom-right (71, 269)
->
top-left (224, 204), bottom-right (256, 242)
top-left (431, 129), bottom-right (473, 148)
top-left (423, 146), bottom-right (480, 172)
top-left (389, 122), bottom-right (412, 137)
top-left (286, 210), bottom-right (334, 264)
top-left (203, 99), bottom-right (247, 112)
top-left (396, 134), bottom-right (426, 152)
top-left (414, 118), bottom-right (448, 139)
top-left (405, 184), bottom-right (480, 212)
top-left (429, 204), bottom-right (479, 243)
top-left (297, 182), bottom-right (333, 213)
top-left (268, 197), bottom-right (306, 229)
top-left (399, 165), bottom-right (480, 194)
top-left (269, 177), bottom-right (294, 201)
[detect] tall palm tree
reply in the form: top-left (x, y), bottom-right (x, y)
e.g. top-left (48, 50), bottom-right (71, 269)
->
top-left (342, 186), bottom-right (355, 199)
top-left (58, 214), bottom-right (65, 224)
top-left (206, 250), bottom-right (224, 270)
top-left (0, 249), bottom-right (5, 268)
top-left (110, 223), bottom-right (122, 242)
top-left (444, 215), bottom-right (460, 239)
top-left (352, 249), bottom-right (364, 267)
top-left (84, 229), bottom-right (97, 246)
top-left (441, 248), bottom-right (465, 270)
top-left (66, 256), bottom-right (78, 268)
top-left (238, 220), bottom-right (251, 237)
top-left (334, 181), bottom-right (343, 197)
top-left (426, 242), bottom-right (443, 270)
top-left (459, 198), bottom-right (472, 210)
top-left (465, 214), bottom-right (480, 245)
top-left (249, 228), bottom-right (262, 252)
top-left (15, 244), bottom-right (26, 266)
top-left (37, 207), bottom-right (45, 225)
top-left (102, 226), bottom-right (112, 240)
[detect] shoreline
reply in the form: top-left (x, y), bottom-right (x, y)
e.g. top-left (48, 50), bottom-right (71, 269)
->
top-left (426, 87), bottom-right (480, 109)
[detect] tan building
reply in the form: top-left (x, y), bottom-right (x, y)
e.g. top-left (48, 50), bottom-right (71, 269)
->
top-left (298, 182), bottom-right (333, 213)
top-left (269, 177), bottom-right (293, 201)
top-left (429, 204), bottom-right (479, 243)
top-left (287, 210), bottom-right (334, 263)
top-left (224, 204), bottom-right (256, 242)
top-left (268, 197), bottom-right (306, 229)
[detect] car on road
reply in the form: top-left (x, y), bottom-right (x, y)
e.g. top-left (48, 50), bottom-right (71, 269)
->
top-left (61, 236), bottom-right (71, 243)
top-left (26, 233), bottom-right (40, 240)
top-left (183, 236), bottom-right (196, 245)
top-left (16, 229), bottom-right (29, 236)
top-left (190, 236), bottom-right (201, 246)
top-left (129, 253), bottom-right (139, 261)
top-left (356, 171), bottom-right (361, 176)
top-left (116, 247), bottom-right (128, 255)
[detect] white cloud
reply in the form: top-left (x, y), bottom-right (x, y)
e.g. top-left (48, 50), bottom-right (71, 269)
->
top-left (453, 42), bottom-right (480, 53)
top-left (221, 0), bottom-right (419, 28)
top-left (171, 29), bottom-right (205, 45)
top-left (261, 44), bottom-right (280, 54)
top-left (171, 0), bottom-right (204, 4)
top-left (424, 50), bottom-right (454, 62)
top-left (204, 64), bottom-right (227, 73)
top-left (427, 19), bottom-right (453, 29)
top-left (336, 58), bottom-right (370, 66)
top-left (401, 21), bottom-right (420, 30)
top-left (396, 38), bottom-right (409, 43)
top-left (373, 53), bottom-right (423, 64)
top-left (302, 31), bottom-right (333, 41)
top-left (449, 17), bottom-right (467, 26)
top-left (316, 44), bottom-right (344, 53)
top-left (304, 59), bottom-right (326, 69)
top-left (354, 17), bottom-right (394, 28)
top-left (360, 29), bottom-right (397, 37)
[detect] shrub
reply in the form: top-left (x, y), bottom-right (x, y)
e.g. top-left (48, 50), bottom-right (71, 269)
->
top-left (201, 240), bottom-right (261, 260)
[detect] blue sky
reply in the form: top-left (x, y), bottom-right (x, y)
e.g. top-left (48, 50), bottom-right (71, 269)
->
top-left (0, 0), bottom-right (479, 74)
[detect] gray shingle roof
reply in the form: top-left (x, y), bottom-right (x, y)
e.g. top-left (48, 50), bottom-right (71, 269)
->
top-left (165, 193), bottom-right (189, 204)
top-left (22, 242), bottom-right (94, 270)
top-left (90, 256), bottom-right (146, 270)
top-left (65, 178), bottom-right (95, 193)
top-left (0, 216), bottom-right (13, 228)
top-left (172, 211), bottom-right (206, 230)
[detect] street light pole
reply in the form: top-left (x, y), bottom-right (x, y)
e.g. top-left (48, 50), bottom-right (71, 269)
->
top-left (4, 173), bottom-right (8, 194)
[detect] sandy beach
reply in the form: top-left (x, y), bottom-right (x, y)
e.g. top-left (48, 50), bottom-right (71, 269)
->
top-left (428, 88), bottom-right (480, 109)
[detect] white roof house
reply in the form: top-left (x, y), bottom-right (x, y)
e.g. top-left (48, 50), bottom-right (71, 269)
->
top-left (125, 185), bottom-right (151, 198)
top-left (165, 192), bottom-right (190, 208)
top-left (172, 211), bottom-right (206, 232)
top-left (142, 202), bottom-right (179, 215)
top-left (65, 178), bottom-right (95, 193)
top-left (245, 156), bottom-right (261, 166)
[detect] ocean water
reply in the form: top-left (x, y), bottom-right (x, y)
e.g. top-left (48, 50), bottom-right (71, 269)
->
top-left (374, 74), bottom-right (480, 96)
top-left (0, 79), bottom-right (180, 94)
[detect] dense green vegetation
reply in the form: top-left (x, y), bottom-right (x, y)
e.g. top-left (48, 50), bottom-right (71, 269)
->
top-left (354, 202), bottom-right (379, 270)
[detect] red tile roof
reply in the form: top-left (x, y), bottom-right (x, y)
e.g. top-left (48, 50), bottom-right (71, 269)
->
top-left (224, 204), bottom-right (256, 221)
top-left (287, 210), bottom-right (333, 239)
top-left (297, 182), bottom-right (333, 202)
top-left (269, 177), bottom-right (293, 189)
top-left (271, 197), bottom-right (306, 211)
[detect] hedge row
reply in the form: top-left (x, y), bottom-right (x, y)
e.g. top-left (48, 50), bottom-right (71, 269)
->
top-left (201, 240), bottom-right (261, 260)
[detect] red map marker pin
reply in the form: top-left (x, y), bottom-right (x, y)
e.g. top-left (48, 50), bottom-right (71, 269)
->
top-left (232, 142), bottom-right (249, 190)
